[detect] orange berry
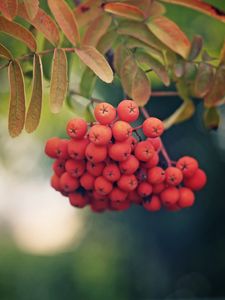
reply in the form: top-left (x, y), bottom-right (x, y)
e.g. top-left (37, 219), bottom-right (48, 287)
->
top-left (117, 100), bottom-right (139, 122)
top-left (65, 159), bottom-right (85, 178)
top-left (119, 155), bottom-right (139, 175)
top-left (127, 190), bottom-right (143, 205)
top-left (147, 167), bottom-right (165, 184)
top-left (183, 169), bottom-right (207, 191)
top-left (52, 159), bottom-right (65, 176)
top-left (94, 176), bottom-right (113, 195)
top-left (80, 172), bottom-right (95, 190)
top-left (68, 138), bottom-right (89, 160)
top-left (176, 156), bottom-right (199, 178)
top-left (94, 102), bottom-right (116, 125)
top-left (69, 193), bottom-right (88, 208)
top-left (89, 124), bottom-right (112, 146)
top-left (112, 120), bottom-right (132, 142)
top-left (117, 174), bottom-right (138, 192)
top-left (137, 181), bottom-right (153, 197)
top-left (109, 187), bottom-right (128, 202)
top-left (108, 142), bottom-right (131, 161)
top-left (66, 118), bottom-right (87, 139)
top-left (143, 195), bottom-right (161, 212)
top-left (134, 140), bottom-right (155, 162)
top-left (160, 187), bottom-right (180, 206)
top-left (85, 143), bottom-right (107, 163)
top-left (178, 187), bottom-right (195, 208)
top-left (51, 174), bottom-right (61, 191)
top-left (165, 167), bottom-right (183, 186)
top-left (142, 117), bottom-right (164, 138)
top-left (103, 163), bottom-right (121, 182)
top-left (86, 161), bottom-right (105, 177)
top-left (60, 172), bottom-right (79, 192)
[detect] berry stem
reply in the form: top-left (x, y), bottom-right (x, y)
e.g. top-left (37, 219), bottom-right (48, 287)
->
top-left (140, 107), bottom-right (172, 167)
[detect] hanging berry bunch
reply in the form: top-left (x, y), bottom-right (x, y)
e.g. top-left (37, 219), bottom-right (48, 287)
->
top-left (45, 100), bottom-right (207, 213)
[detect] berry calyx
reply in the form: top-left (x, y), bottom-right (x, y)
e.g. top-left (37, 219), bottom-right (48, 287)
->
top-left (94, 102), bottom-right (116, 125)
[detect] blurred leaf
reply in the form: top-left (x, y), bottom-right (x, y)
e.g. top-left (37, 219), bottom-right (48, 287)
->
top-left (50, 48), bottom-right (68, 113)
top-left (23, 0), bottom-right (39, 20)
top-left (0, 16), bottom-right (37, 51)
top-left (202, 50), bottom-right (216, 62)
top-left (82, 14), bottom-right (112, 47)
top-left (188, 35), bottom-right (203, 61)
top-left (8, 60), bottom-right (26, 137)
top-left (147, 16), bottom-right (191, 58)
top-left (113, 44), bottom-right (130, 76)
top-left (97, 30), bottom-right (117, 54)
top-left (194, 62), bottom-right (214, 98)
top-left (204, 65), bottom-right (225, 107)
top-left (80, 67), bottom-right (97, 98)
top-left (173, 61), bottom-right (185, 78)
top-left (148, 1), bottom-right (166, 17)
top-left (103, 2), bottom-right (145, 21)
top-left (121, 54), bottom-right (137, 96)
top-left (135, 51), bottom-right (170, 86)
top-left (131, 67), bottom-right (151, 106)
top-left (74, 0), bottom-right (102, 28)
top-left (75, 46), bottom-right (113, 83)
top-left (183, 61), bottom-right (197, 81)
top-left (0, 42), bottom-right (13, 59)
top-left (219, 40), bottom-right (225, 65)
top-left (18, 3), bottom-right (60, 46)
top-left (48, 0), bottom-right (80, 46)
top-left (203, 107), bottom-right (220, 130)
top-left (160, 0), bottom-right (225, 23)
top-left (25, 54), bottom-right (43, 133)
top-left (0, 0), bottom-right (18, 20)
top-left (124, 0), bottom-right (152, 18)
top-left (67, 94), bottom-right (94, 121)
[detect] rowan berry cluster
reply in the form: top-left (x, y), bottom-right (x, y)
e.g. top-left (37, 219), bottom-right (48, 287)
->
top-left (45, 100), bottom-right (207, 213)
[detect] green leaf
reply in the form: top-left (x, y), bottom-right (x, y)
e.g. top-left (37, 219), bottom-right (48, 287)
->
top-left (80, 67), bottom-right (97, 98)
top-left (202, 50), bottom-right (216, 62)
top-left (75, 46), bottom-right (113, 83)
top-left (194, 62), bottom-right (214, 98)
top-left (25, 54), bottom-right (43, 133)
top-left (203, 107), bottom-right (220, 130)
top-left (103, 2), bottom-right (145, 21)
top-left (0, 16), bottom-right (37, 51)
top-left (8, 60), bottom-right (26, 137)
top-left (135, 51), bottom-right (170, 86)
top-left (23, 0), bottom-right (39, 20)
top-left (183, 62), bottom-right (197, 81)
top-left (0, 42), bottom-right (13, 60)
top-left (131, 67), bottom-right (151, 106)
top-left (50, 48), bottom-right (68, 113)
top-left (147, 16), bottom-right (191, 58)
top-left (124, 0), bottom-right (152, 18)
top-left (188, 35), bottom-right (203, 61)
top-left (219, 39), bottom-right (225, 65)
top-left (0, 0), bottom-right (18, 20)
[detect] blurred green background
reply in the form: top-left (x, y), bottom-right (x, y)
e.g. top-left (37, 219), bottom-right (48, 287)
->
top-left (0, 1), bottom-right (225, 299)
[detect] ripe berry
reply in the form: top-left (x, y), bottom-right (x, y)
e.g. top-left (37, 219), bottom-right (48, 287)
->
top-left (137, 181), bottom-right (153, 197)
top-left (94, 176), bottom-right (113, 195)
top-left (85, 143), bottom-right (107, 163)
top-left (119, 155), bottom-right (139, 175)
top-left (45, 137), bottom-right (60, 158)
top-left (110, 200), bottom-right (130, 211)
top-left (103, 163), bottom-right (121, 182)
top-left (147, 167), bottom-right (165, 184)
top-left (94, 102), bottom-right (116, 125)
top-left (117, 100), bottom-right (139, 122)
top-left (152, 182), bottom-right (166, 194)
top-left (68, 138), bottom-right (89, 160)
top-left (80, 172), bottom-right (95, 190)
top-left (176, 156), bottom-right (199, 178)
top-left (143, 152), bottom-right (159, 168)
top-left (147, 137), bottom-right (162, 151)
top-left (125, 136), bottom-right (138, 151)
top-left (143, 195), bottom-right (161, 212)
top-left (142, 117), bottom-right (164, 138)
top-left (117, 174), bottom-right (138, 192)
top-left (91, 198), bottom-right (109, 212)
top-left (108, 142), bottom-right (131, 161)
top-left (51, 174), bottom-right (61, 191)
top-left (60, 172), bottom-right (79, 192)
top-left (134, 140), bottom-right (155, 162)
top-left (69, 193), bottom-right (88, 208)
top-left (127, 190), bottom-right (143, 205)
top-left (183, 169), bottom-right (207, 191)
top-left (86, 161), bottom-right (105, 177)
top-left (160, 187), bottom-right (180, 206)
top-left (178, 187), bottom-right (195, 208)
top-left (165, 167), bottom-right (183, 186)
top-left (109, 187), bottom-right (128, 202)
top-left (112, 121), bottom-right (132, 141)
top-left (65, 159), bottom-right (85, 178)
top-left (52, 159), bottom-right (65, 176)
top-left (89, 124), bottom-right (112, 146)
top-left (66, 118), bottom-right (87, 139)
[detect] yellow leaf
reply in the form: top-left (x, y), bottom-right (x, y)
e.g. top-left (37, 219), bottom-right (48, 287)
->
top-left (23, 0), bottom-right (39, 20)
top-left (50, 49), bottom-right (68, 113)
top-left (103, 2), bottom-right (145, 21)
top-left (48, 0), bottom-right (80, 46)
top-left (0, 42), bottom-right (13, 60)
top-left (8, 60), bottom-right (26, 137)
top-left (0, 0), bottom-right (18, 20)
top-left (0, 16), bottom-right (36, 51)
top-left (25, 54), bottom-right (43, 133)
top-left (75, 46), bottom-right (113, 83)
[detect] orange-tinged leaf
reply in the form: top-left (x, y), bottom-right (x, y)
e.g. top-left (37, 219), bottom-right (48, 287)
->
top-left (219, 40), bottom-right (225, 65)
top-left (74, 0), bottom-right (102, 28)
top-left (132, 67), bottom-right (151, 106)
top-left (188, 35), bottom-right (203, 61)
top-left (17, 3), bottom-right (60, 46)
top-left (75, 46), bottom-right (113, 83)
top-left (121, 54), bottom-right (137, 96)
top-left (160, 0), bottom-right (225, 23)
top-left (147, 16), bottom-right (191, 58)
top-left (97, 30), bottom-right (117, 54)
top-left (23, 0), bottom-right (39, 20)
top-left (8, 60), bottom-right (26, 137)
top-left (0, 16), bottom-right (36, 51)
top-left (124, 0), bottom-right (152, 18)
top-left (48, 0), bottom-right (80, 46)
top-left (0, 0), bottom-right (18, 20)
top-left (194, 62), bottom-right (214, 98)
top-left (103, 2), bottom-right (145, 21)
top-left (25, 54), bottom-right (43, 133)
top-left (148, 1), bottom-right (166, 17)
top-left (113, 45), bottom-right (130, 76)
top-left (0, 42), bottom-right (12, 59)
top-left (50, 49), bottom-right (68, 113)
top-left (82, 14), bottom-right (112, 47)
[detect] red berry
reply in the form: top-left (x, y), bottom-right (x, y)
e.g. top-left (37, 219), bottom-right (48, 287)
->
top-left (134, 140), bottom-right (155, 162)
top-left (89, 124), bottom-right (112, 146)
top-left (91, 198), bottom-right (109, 212)
top-left (183, 169), bottom-right (207, 191)
top-left (142, 117), bottom-right (164, 138)
top-left (178, 187), bottom-right (195, 208)
top-left (65, 159), bottom-right (85, 178)
top-left (137, 181), bottom-right (153, 197)
top-left (117, 100), bottom-right (139, 122)
top-left (94, 102), bottom-right (116, 125)
top-left (125, 136), bottom-right (138, 151)
top-left (112, 121), bottom-right (132, 142)
top-left (66, 118), bottom-right (87, 139)
top-left (80, 172), bottom-right (95, 190)
top-left (85, 143), bottom-right (107, 163)
top-left (110, 200), bottom-right (130, 211)
top-left (60, 172), bottom-right (79, 192)
top-left (147, 137), bottom-right (162, 151)
top-left (127, 190), bottom-right (143, 205)
top-left (176, 156), bottom-right (199, 178)
top-left (165, 167), bottom-right (183, 186)
top-left (69, 193), bottom-right (88, 208)
top-left (68, 138), bottom-right (89, 160)
top-left (117, 174), bottom-right (138, 192)
top-left (51, 174), bottom-right (61, 191)
top-left (103, 164), bottom-right (121, 182)
top-left (143, 195), bottom-right (161, 212)
top-left (108, 142), bottom-right (131, 161)
top-left (109, 187), bottom-right (128, 202)
top-left (147, 167), bottom-right (165, 184)
top-left (119, 155), bottom-right (139, 175)
top-left (94, 176), bottom-right (113, 195)
top-left (143, 152), bottom-right (159, 168)
top-left (152, 182), bottom-right (166, 194)
top-left (160, 186), bottom-right (180, 206)
top-left (86, 161), bottom-right (105, 177)
top-left (45, 137), bottom-right (60, 158)
top-left (52, 159), bottom-right (65, 176)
